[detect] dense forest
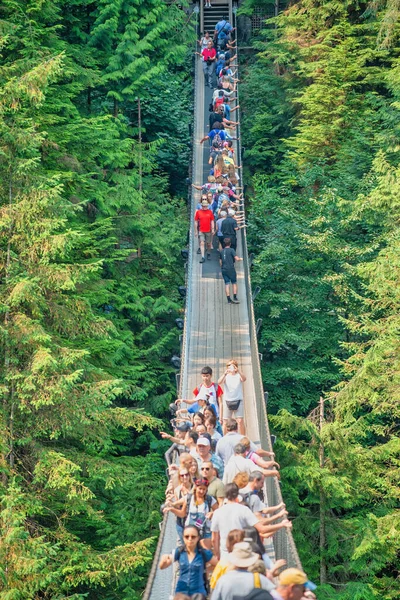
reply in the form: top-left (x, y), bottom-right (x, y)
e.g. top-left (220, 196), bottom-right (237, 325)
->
top-left (0, 0), bottom-right (399, 599)
top-left (0, 1), bottom-right (195, 598)
top-left (240, 1), bottom-right (399, 599)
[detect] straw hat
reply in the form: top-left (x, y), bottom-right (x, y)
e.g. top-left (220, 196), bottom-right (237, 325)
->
top-left (228, 542), bottom-right (259, 568)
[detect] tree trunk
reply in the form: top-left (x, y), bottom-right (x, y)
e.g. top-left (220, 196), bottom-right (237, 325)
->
top-left (138, 97), bottom-right (142, 193)
top-left (3, 172), bottom-right (13, 476)
top-left (319, 396), bottom-right (327, 584)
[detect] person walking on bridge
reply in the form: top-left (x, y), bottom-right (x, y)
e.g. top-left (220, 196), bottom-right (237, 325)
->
top-left (220, 237), bottom-right (242, 304)
top-left (195, 199), bottom-right (215, 263)
top-left (214, 18), bottom-right (235, 50)
top-left (196, 39), bottom-right (216, 88)
top-left (211, 542), bottom-right (275, 600)
top-left (221, 208), bottom-right (239, 250)
top-left (211, 483), bottom-right (291, 561)
top-left (159, 525), bottom-right (217, 598)
top-left (219, 359), bottom-right (246, 434)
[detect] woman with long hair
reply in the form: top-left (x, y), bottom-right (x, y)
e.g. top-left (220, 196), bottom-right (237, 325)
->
top-left (159, 525), bottom-right (217, 599)
top-left (188, 458), bottom-right (200, 481)
top-left (163, 479), bottom-right (218, 550)
top-left (174, 469), bottom-right (193, 496)
top-left (210, 528), bottom-right (245, 590)
top-left (165, 468), bottom-right (193, 543)
top-left (213, 154), bottom-right (226, 179)
top-left (192, 412), bottom-right (205, 427)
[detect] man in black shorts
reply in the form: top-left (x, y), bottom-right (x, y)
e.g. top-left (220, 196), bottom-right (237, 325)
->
top-left (220, 238), bottom-right (243, 304)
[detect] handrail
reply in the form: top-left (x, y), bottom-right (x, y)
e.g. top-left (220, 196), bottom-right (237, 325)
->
top-left (142, 8), bottom-right (200, 600)
top-left (232, 9), bottom-right (302, 569)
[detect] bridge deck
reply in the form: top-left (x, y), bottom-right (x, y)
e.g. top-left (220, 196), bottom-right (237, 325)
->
top-left (185, 66), bottom-right (261, 447)
top-left (144, 23), bottom-right (301, 600)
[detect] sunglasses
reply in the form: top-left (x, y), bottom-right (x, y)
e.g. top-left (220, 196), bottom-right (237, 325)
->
top-left (180, 473), bottom-right (190, 477)
top-left (201, 467), bottom-right (211, 471)
top-left (184, 535), bottom-right (198, 539)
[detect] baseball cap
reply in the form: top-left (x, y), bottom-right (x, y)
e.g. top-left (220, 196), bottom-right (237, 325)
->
top-left (228, 208), bottom-right (235, 216)
top-left (278, 568), bottom-right (317, 591)
top-left (197, 437), bottom-right (210, 447)
top-left (201, 200), bottom-right (209, 206)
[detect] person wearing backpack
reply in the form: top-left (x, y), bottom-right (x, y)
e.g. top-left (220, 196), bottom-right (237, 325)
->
top-left (200, 123), bottom-right (229, 147)
top-left (240, 471), bottom-right (285, 518)
top-left (159, 525), bottom-right (217, 599)
top-left (214, 18), bottom-right (235, 43)
top-left (163, 478), bottom-right (218, 549)
top-left (219, 237), bottom-right (243, 305)
top-left (211, 541), bottom-right (275, 600)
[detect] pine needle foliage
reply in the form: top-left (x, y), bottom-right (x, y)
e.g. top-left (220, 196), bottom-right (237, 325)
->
top-left (0, 1), bottom-right (195, 597)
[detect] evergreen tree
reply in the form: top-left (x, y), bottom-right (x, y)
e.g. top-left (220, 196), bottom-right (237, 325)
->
top-left (240, 1), bottom-right (400, 597)
top-left (0, 1), bottom-right (194, 595)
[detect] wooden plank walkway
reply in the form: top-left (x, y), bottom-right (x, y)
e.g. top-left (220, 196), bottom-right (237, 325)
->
top-left (182, 57), bottom-right (261, 446)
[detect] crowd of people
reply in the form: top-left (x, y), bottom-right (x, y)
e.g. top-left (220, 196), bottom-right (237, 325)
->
top-left (193, 18), bottom-right (245, 305)
top-left (156, 18), bottom-right (317, 600)
top-left (159, 361), bottom-right (315, 600)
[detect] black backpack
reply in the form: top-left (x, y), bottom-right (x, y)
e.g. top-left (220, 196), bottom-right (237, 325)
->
top-left (233, 573), bottom-right (274, 600)
top-left (235, 590), bottom-right (274, 600)
top-left (241, 489), bottom-right (261, 509)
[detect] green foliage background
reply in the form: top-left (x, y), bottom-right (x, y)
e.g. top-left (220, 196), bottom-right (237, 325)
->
top-left (0, 0), bottom-right (195, 597)
top-left (239, 1), bottom-right (400, 598)
top-left (1, 0), bottom-right (399, 598)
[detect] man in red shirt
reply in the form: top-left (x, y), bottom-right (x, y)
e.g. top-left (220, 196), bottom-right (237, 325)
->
top-left (197, 40), bottom-right (217, 88)
top-left (194, 200), bottom-right (215, 263)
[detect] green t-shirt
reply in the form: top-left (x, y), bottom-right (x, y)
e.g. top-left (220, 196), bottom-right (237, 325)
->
top-left (207, 477), bottom-right (225, 499)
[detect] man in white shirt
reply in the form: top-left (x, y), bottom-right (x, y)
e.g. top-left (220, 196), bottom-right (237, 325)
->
top-left (223, 444), bottom-right (280, 485)
top-left (223, 443), bottom-right (258, 484)
top-left (211, 483), bottom-right (292, 560)
top-left (216, 418), bottom-right (258, 464)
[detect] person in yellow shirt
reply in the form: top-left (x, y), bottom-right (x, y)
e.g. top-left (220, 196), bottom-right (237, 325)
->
top-left (210, 529), bottom-right (244, 589)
